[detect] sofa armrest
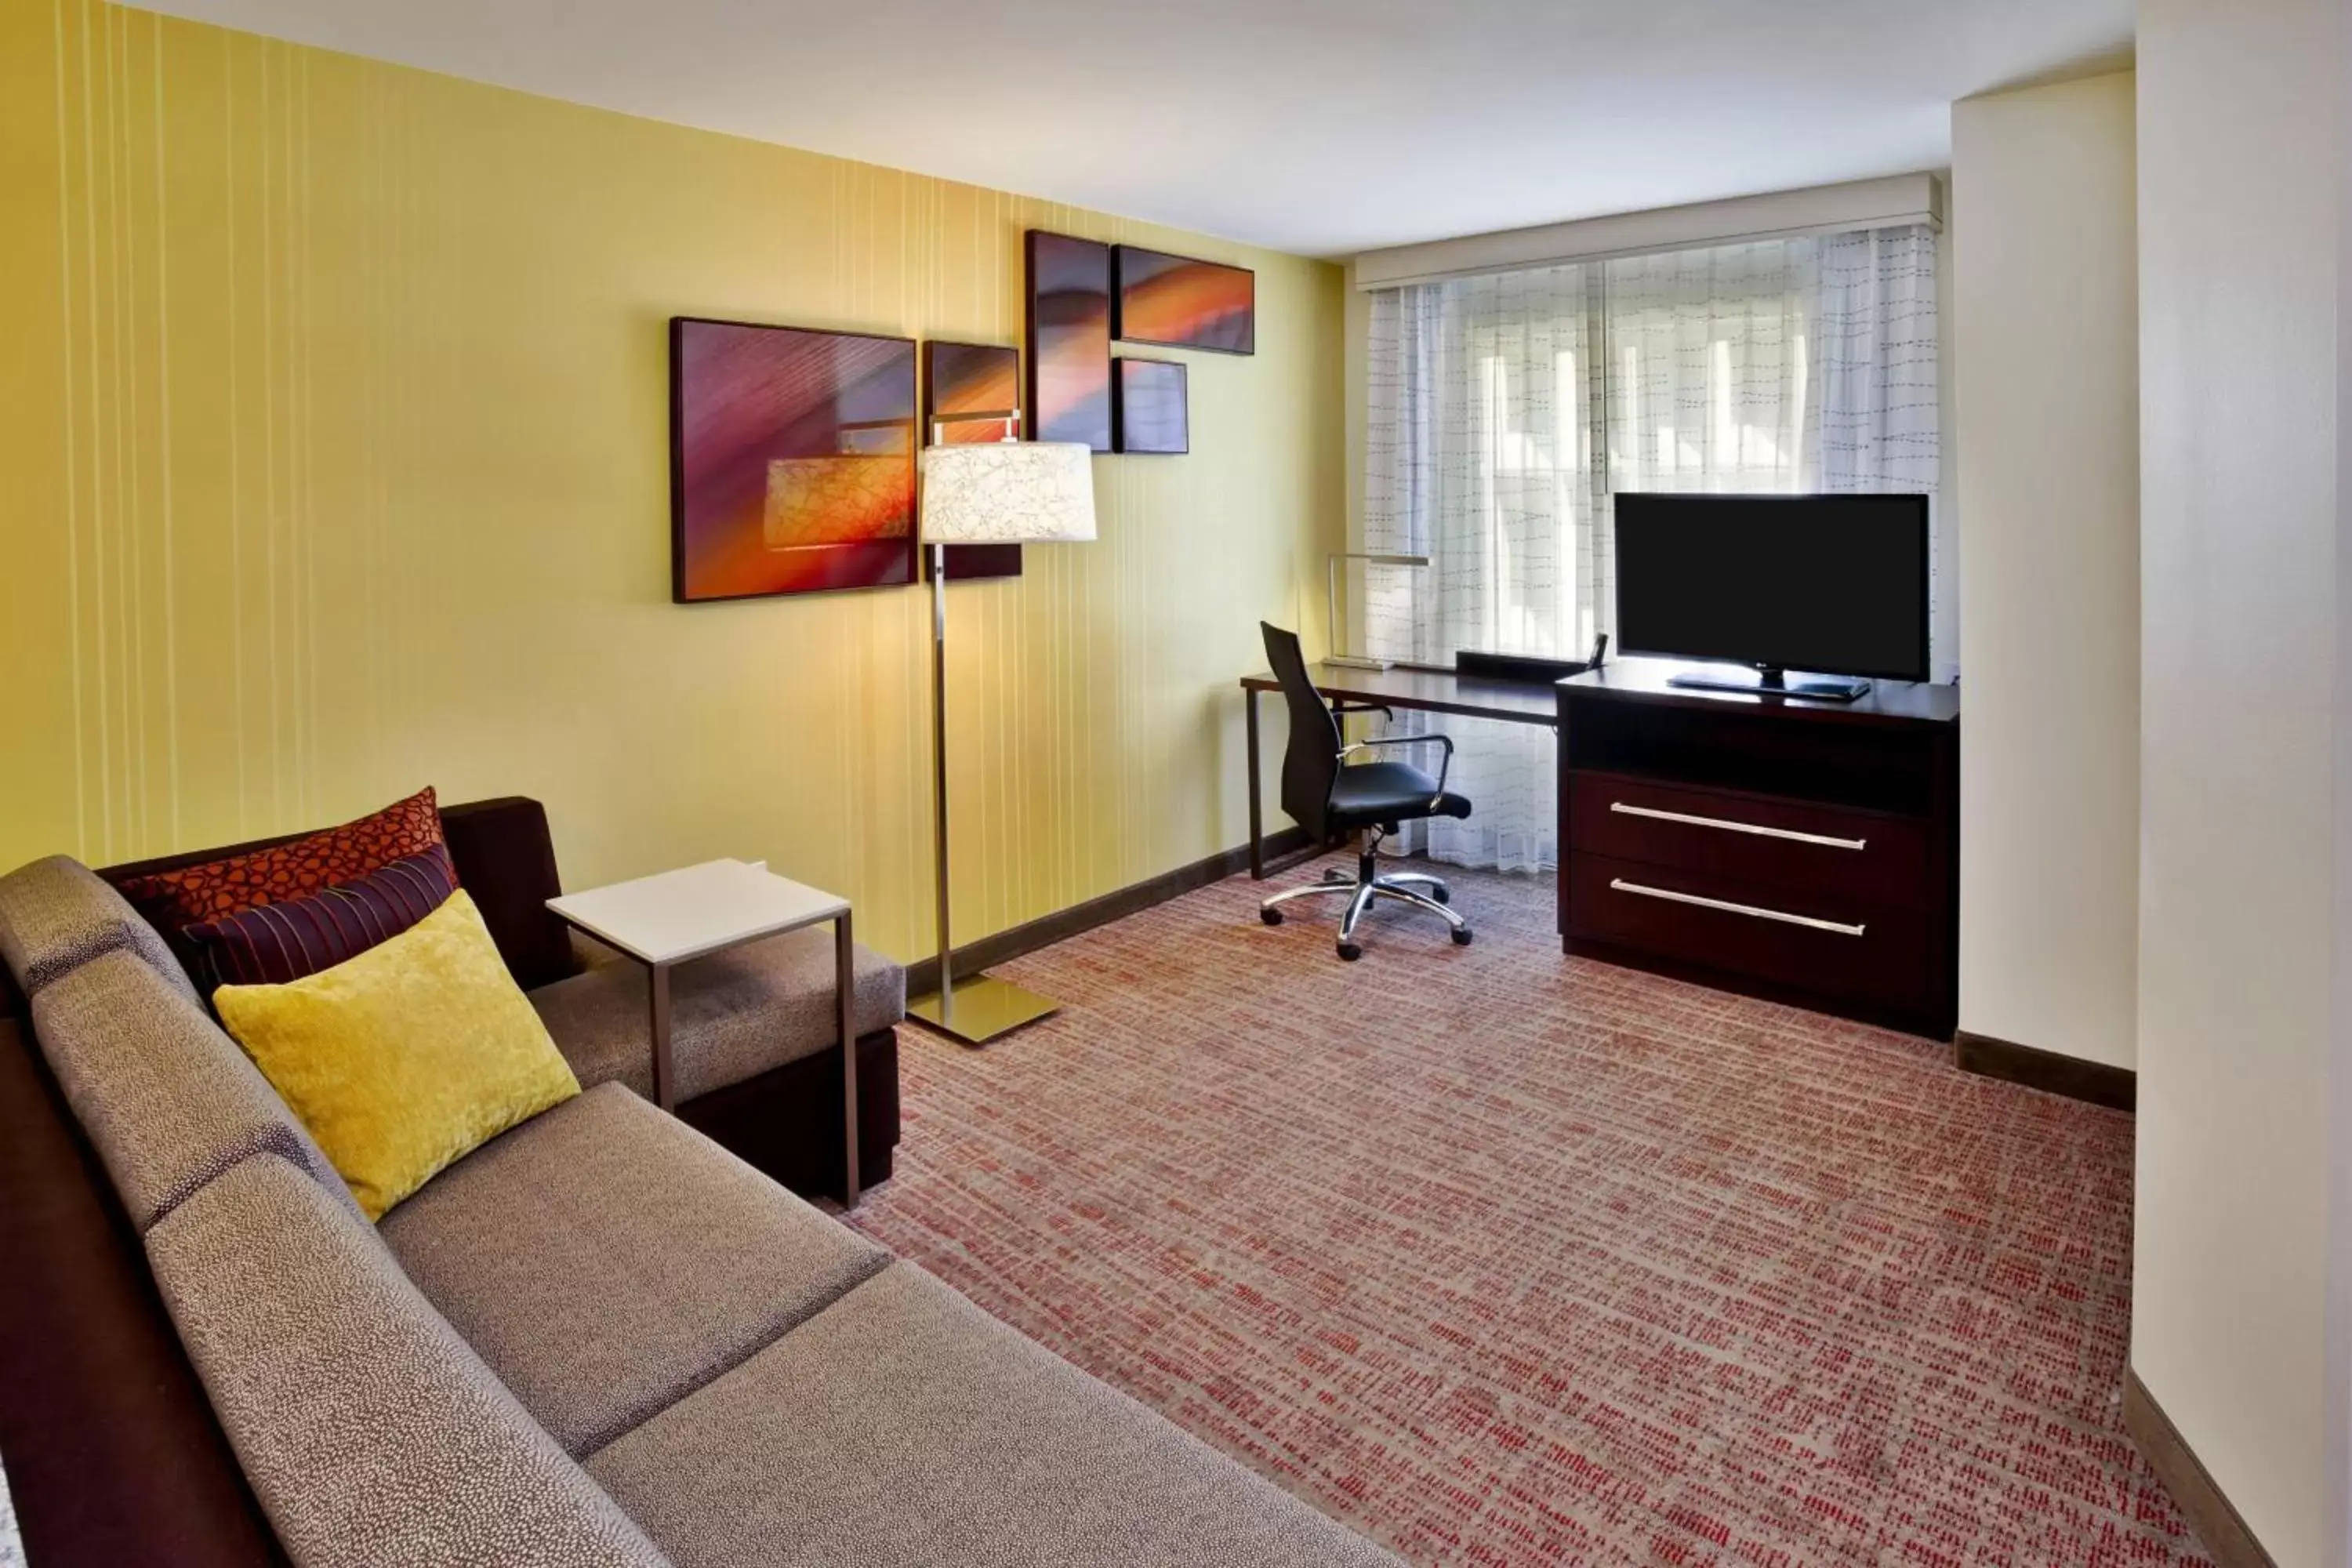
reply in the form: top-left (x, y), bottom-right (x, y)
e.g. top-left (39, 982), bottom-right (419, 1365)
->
top-left (0, 1001), bottom-right (287, 1567)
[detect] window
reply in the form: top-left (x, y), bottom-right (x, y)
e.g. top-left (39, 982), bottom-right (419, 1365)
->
top-left (1359, 224), bottom-right (1940, 870)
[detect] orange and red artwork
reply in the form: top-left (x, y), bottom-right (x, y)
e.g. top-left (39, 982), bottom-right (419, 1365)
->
top-left (924, 340), bottom-right (1021, 445)
top-left (923, 340), bottom-right (1024, 581)
top-left (1114, 246), bottom-right (1255, 356)
top-left (671, 317), bottom-right (916, 601)
top-left (1025, 232), bottom-right (1112, 452)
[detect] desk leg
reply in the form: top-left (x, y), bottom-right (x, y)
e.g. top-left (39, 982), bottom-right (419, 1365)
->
top-left (649, 962), bottom-right (675, 1112)
top-left (837, 912), bottom-right (861, 1208)
top-left (1246, 687), bottom-right (1265, 880)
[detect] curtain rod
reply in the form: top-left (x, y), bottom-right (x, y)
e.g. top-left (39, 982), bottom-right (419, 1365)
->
top-left (1352, 172), bottom-right (1944, 292)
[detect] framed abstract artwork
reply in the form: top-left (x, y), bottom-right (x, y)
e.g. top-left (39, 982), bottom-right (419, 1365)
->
top-left (1113, 359), bottom-right (1189, 456)
top-left (922, 340), bottom-right (1023, 581)
top-left (1025, 231), bottom-right (1112, 452)
top-left (670, 317), bottom-right (918, 602)
top-left (924, 339), bottom-right (1021, 445)
top-left (1112, 245), bottom-right (1254, 356)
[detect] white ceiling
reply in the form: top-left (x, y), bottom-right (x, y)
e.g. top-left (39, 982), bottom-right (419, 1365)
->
top-left (125, 0), bottom-right (2132, 256)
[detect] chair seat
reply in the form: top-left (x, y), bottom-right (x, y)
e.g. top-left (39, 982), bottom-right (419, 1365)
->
top-left (1327, 761), bottom-right (1472, 828)
top-left (530, 926), bottom-right (905, 1105)
top-left (377, 1083), bottom-right (891, 1456)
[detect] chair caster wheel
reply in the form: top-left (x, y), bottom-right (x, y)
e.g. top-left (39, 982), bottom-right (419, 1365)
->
top-left (1337, 942), bottom-right (1363, 962)
top-left (1451, 928), bottom-right (1473, 946)
top-left (1430, 886), bottom-right (1451, 904)
top-left (1261, 908), bottom-right (1283, 926)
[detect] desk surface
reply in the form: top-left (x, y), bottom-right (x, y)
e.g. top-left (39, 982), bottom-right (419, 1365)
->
top-left (1561, 662), bottom-right (1959, 728)
top-left (1239, 661), bottom-right (1558, 727)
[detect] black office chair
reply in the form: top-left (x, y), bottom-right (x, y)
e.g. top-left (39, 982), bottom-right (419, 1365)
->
top-left (1258, 622), bottom-right (1474, 960)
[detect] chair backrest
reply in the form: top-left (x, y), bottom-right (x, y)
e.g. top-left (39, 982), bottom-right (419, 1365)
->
top-left (1262, 623), bottom-right (1341, 840)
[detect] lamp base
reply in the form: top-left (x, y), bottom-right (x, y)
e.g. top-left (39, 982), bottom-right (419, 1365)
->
top-left (906, 972), bottom-right (1060, 1047)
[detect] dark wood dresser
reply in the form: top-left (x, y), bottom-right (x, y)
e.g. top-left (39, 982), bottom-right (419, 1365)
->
top-left (1557, 665), bottom-right (1959, 1040)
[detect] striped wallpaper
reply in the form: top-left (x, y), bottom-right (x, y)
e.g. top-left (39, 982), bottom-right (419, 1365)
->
top-left (0, 2), bottom-right (1345, 963)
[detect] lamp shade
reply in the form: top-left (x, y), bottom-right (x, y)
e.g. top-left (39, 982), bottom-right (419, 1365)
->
top-left (918, 441), bottom-right (1097, 545)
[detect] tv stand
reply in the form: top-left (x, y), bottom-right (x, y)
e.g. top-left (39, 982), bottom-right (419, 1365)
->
top-left (1558, 663), bottom-right (1958, 1039)
top-left (1666, 666), bottom-right (1871, 703)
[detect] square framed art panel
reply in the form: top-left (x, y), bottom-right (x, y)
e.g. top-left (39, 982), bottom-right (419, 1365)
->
top-left (924, 339), bottom-right (1020, 445)
top-left (1112, 245), bottom-right (1254, 355)
top-left (670, 317), bottom-right (918, 602)
top-left (1113, 359), bottom-right (1189, 455)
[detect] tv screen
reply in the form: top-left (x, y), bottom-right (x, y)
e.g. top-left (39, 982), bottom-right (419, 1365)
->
top-left (1613, 493), bottom-right (1929, 682)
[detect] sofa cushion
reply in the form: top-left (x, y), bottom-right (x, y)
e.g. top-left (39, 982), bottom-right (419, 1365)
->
top-left (0, 855), bottom-right (200, 1002)
top-left (147, 1152), bottom-right (672, 1568)
top-left (184, 842), bottom-right (458, 988)
top-left (584, 1262), bottom-right (1405, 1568)
top-left (31, 949), bottom-right (365, 1231)
top-left (376, 1082), bottom-right (891, 1456)
top-left (531, 927), bottom-right (904, 1103)
top-left (213, 890), bottom-right (583, 1222)
top-left (115, 786), bottom-right (444, 932)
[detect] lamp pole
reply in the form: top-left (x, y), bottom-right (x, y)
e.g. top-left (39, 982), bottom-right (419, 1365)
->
top-left (928, 538), bottom-right (955, 1029)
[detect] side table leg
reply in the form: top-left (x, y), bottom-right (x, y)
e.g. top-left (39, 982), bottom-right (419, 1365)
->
top-left (837, 912), bottom-right (861, 1207)
top-left (649, 962), bottom-right (675, 1112)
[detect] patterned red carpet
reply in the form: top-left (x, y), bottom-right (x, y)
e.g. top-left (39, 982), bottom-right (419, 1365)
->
top-left (847, 858), bottom-right (2207, 1566)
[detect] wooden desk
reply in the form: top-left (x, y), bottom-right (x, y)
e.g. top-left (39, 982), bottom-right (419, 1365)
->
top-left (1239, 662), bottom-right (1559, 878)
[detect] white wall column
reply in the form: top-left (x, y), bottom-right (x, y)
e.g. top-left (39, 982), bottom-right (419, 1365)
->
top-left (1951, 71), bottom-right (2141, 1072)
top-left (2134, 2), bottom-right (2345, 1562)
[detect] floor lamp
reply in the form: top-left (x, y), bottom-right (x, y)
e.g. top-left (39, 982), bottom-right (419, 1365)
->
top-left (906, 440), bottom-right (1098, 1046)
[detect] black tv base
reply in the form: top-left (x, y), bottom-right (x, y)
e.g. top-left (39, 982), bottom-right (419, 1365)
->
top-left (1666, 666), bottom-right (1871, 702)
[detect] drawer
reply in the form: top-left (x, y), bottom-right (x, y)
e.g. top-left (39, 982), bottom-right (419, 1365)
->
top-left (1566, 771), bottom-right (1932, 910)
top-left (1564, 851), bottom-right (1932, 1012)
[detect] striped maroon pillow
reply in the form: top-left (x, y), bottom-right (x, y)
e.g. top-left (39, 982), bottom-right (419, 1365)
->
top-left (183, 845), bottom-right (459, 989)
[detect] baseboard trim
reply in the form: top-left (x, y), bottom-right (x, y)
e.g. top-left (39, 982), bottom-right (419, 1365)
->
top-left (2122, 1369), bottom-right (2277, 1567)
top-left (1954, 1029), bottom-right (2135, 1112)
top-left (906, 827), bottom-right (1315, 999)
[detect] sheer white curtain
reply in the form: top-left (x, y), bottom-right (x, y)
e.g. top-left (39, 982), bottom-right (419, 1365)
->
top-left (1809, 226), bottom-right (1947, 677)
top-left (1360, 266), bottom-right (1598, 870)
top-left (1359, 223), bottom-right (1942, 873)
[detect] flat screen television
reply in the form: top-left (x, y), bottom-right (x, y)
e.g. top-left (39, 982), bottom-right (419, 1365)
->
top-left (1613, 492), bottom-right (1929, 701)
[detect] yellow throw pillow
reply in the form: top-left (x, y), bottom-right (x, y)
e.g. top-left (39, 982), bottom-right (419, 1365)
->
top-left (214, 888), bottom-right (580, 1221)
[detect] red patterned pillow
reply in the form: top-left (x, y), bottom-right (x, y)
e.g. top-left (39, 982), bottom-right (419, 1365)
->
top-left (120, 788), bottom-right (445, 933)
top-left (183, 845), bottom-right (459, 988)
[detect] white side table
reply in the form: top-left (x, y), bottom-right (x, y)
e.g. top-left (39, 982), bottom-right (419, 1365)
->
top-left (547, 859), bottom-right (862, 1205)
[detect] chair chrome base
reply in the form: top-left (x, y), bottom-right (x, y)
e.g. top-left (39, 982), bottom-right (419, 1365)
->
top-left (1258, 833), bottom-right (1472, 960)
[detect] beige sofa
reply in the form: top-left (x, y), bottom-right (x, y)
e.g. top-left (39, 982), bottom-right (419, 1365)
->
top-left (0, 854), bottom-right (1400, 1568)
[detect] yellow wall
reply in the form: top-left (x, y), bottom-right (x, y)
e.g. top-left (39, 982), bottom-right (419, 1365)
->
top-left (0, 2), bottom-right (1345, 963)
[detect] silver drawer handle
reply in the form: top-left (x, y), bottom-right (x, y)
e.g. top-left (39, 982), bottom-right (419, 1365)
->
top-left (1610, 800), bottom-right (1866, 851)
top-left (1609, 878), bottom-right (1867, 937)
